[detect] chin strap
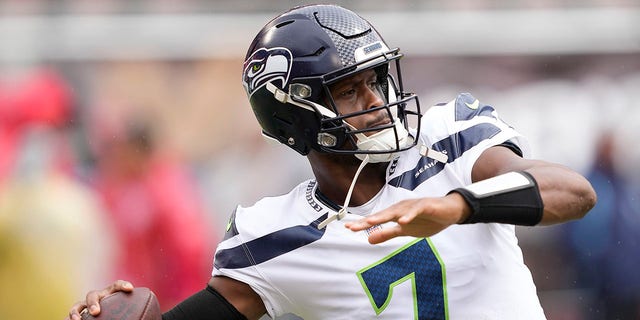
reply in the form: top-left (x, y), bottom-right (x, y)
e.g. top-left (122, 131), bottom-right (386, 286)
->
top-left (317, 154), bottom-right (370, 229)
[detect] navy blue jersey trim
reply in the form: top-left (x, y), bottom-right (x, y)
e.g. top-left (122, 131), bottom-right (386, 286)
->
top-left (389, 123), bottom-right (502, 190)
top-left (214, 213), bottom-right (328, 269)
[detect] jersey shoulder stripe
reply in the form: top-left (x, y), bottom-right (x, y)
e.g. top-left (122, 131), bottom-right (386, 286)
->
top-left (389, 93), bottom-right (518, 190)
top-left (389, 122), bottom-right (501, 190)
top-left (214, 212), bottom-right (328, 269)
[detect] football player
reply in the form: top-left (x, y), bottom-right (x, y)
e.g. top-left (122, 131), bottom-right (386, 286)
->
top-left (68, 4), bottom-right (596, 320)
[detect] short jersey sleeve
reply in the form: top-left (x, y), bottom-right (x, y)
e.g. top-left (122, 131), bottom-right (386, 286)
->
top-left (418, 93), bottom-right (530, 185)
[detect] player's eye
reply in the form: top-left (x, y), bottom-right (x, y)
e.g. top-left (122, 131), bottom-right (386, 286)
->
top-left (340, 88), bottom-right (356, 97)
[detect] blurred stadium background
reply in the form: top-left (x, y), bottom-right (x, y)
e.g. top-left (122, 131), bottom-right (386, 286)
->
top-left (1, 0), bottom-right (639, 319)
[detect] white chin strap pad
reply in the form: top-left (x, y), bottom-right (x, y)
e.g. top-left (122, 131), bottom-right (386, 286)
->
top-left (354, 121), bottom-right (412, 163)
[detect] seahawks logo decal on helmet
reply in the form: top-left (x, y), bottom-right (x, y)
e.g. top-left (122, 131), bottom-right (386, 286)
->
top-left (242, 47), bottom-right (292, 95)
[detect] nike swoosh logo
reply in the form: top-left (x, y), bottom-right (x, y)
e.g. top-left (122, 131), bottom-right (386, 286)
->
top-left (465, 99), bottom-right (479, 110)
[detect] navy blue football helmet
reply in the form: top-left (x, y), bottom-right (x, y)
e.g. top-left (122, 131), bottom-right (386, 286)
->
top-left (242, 4), bottom-right (421, 162)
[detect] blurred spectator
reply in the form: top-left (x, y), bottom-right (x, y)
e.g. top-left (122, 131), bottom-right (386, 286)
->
top-left (0, 69), bottom-right (115, 319)
top-left (0, 69), bottom-right (72, 184)
top-left (88, 117), bottom-right (216, 310)
top-left (563, 131), bottom-right (640, 319)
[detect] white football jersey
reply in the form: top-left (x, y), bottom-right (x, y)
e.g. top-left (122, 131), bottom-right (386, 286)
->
top-left (213, 93), bottom-right (546, 320)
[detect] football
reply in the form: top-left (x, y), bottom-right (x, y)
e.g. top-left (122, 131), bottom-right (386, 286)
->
top-left (81, 287), bottom-right (161, 320)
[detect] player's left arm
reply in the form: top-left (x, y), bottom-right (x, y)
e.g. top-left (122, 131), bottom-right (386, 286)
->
top-left (346, 145), bottom-right (597, 244)
top-left (469, 145), bottom-right (597, 225)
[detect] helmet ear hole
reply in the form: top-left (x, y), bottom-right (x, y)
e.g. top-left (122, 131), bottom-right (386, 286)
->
top-left (273, 112), bottom-right (314, 155)
top-left (273, 114), bottom-right (295, 142)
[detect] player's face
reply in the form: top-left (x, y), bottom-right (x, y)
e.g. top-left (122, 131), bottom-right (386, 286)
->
top-left (328, 69), bottom-right (388, 136)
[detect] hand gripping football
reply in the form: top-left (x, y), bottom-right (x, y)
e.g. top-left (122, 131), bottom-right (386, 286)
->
top-left (81, 287), bottom-right (161, 320)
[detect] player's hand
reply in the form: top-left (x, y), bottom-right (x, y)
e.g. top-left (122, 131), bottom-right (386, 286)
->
top-left (66, 280), bottom-right (134, 320)
top-left (344, 193), bottom-right (471, 244)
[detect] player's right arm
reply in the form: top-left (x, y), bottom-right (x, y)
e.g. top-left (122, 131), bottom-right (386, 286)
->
top-left (66, 277), bottom-right (266, 320)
